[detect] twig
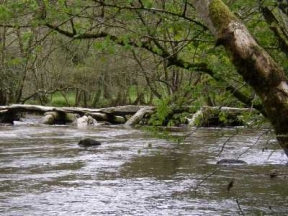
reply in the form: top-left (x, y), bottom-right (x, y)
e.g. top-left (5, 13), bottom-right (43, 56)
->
top-left (237, 129), bottom-right (270, 159)
top-left (193, 168), bottom-right (221, 194)
top-left (217, 129), bottom-right (239, 157)
top-left (236, 199), bottom-right (245, 215)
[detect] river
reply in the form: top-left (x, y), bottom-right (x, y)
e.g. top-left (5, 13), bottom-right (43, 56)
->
top-left (0, 116), bottom-right (288, 215)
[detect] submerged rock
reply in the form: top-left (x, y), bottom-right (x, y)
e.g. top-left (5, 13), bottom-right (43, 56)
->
top-left (78, 138), bottom-right (101, 148)
top-left (216, 159), bottom-right (247, 165)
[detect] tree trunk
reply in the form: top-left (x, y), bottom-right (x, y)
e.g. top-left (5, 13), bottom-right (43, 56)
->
top-left (192, 0), bottom-right (288, 156)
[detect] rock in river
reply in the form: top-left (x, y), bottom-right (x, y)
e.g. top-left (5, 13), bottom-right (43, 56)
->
top-left (216, 159), bottom-right (247, 165)
top-left (78, 138), bottom-right (101, 149)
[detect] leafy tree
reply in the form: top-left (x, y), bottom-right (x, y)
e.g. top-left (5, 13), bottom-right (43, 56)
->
top-left (2, 0), bottom-right (288, 155)
top-left (40, 1), bottom-right (262, 108)
top-left (191, 0), bottom-right (288, 156)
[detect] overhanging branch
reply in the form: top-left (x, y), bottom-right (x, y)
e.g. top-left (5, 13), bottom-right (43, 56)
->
top-left (45, 22), bottom-right (265, 116)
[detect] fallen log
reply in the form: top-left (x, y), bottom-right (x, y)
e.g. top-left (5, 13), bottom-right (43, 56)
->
top-left (125, 107), bottom-right (155, 126)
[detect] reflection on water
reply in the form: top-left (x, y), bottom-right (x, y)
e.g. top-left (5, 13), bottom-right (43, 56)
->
top-left (0, 120), bottom-right (288, 215)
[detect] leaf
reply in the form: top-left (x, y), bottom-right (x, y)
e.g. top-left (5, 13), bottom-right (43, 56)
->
top-left (143, 0), bottom-right (153, 8)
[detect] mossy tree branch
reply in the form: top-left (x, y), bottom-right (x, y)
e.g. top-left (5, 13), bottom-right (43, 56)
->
top-left (192, 0), bottom-right (288, 157)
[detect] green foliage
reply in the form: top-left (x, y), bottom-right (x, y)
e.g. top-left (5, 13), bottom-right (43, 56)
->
top-left (209, 0), bottom-right (238, 30)
top-left (149, 98), bottom-right (172, 126)
top-left (50, 92), bottom-right (75, 107)
top-left (0, 0), bottom-right (285, 132)
top-left (238, 111), bottom-right (269, 128)
top-left (0, 5), bottom-right (12, 21)
top-left (142, 0), bottom-right (153, 8)
top-left (93, 36), bottom-right (116, 54)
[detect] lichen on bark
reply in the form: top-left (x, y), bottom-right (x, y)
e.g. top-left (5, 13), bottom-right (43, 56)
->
top-left (208, 0), bottom-right (237, 31)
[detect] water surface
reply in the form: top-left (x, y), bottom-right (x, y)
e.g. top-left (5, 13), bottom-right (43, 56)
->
top-left (0, 118), bottom-right (288, 215)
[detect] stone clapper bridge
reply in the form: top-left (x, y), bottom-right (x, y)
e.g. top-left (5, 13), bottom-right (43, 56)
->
top-left (0, 104), bottom-right (155, 127)
top-left (0, 104), bottom-right (257, 127)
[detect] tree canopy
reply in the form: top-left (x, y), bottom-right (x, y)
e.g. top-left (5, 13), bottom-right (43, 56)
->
top-left (0, 0), bottom-right (287, 123)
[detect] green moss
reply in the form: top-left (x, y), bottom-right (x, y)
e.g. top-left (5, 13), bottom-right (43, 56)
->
top-left (209, 0), bottom-right (237, 31)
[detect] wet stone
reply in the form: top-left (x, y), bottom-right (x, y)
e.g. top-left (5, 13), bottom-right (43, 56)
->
top-left (216, 159), bottom-right (247, 165)
top-left (78, 138), bottom-right (101, 148)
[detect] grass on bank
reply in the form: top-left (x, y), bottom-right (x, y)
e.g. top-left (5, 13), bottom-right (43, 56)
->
top-left (26, 86), bottom-right (155, 107)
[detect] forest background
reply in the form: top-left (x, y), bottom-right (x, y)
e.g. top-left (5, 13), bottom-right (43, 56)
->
top-left (0, 0), bottom-right (287, 125)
